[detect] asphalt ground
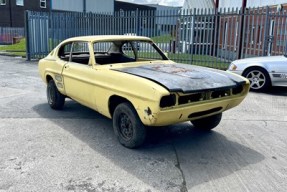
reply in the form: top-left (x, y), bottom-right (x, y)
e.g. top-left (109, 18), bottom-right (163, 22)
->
top-left (0, 55), bottom-right (287, 192)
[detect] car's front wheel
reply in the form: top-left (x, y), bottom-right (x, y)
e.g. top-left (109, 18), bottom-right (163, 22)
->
top-left (47, 79), bottom-right (65, 110)
top-left (243, 68), bottom-right (271, 91)
top-left (113, 102), bottom-right (146, 148)
top-left (191, 113), bottom-right (222, 131)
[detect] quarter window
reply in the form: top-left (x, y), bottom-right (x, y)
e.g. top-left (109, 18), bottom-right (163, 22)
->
top-left (71, 42), bottom-right (90, 65)
top-left (40, 0), bottom-right (46, 8)
top-left (16, 0), bottom-right (24, 6)
top-left (0, 0), bottom-right (6, 5)
top-left (58, 43), bottom-right (72, 61)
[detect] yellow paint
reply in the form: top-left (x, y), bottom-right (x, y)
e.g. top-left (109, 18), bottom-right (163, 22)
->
top-left (38, 35), bottom-right (250, 126)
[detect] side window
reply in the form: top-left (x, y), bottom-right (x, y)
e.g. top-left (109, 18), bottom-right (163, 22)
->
top-left (58, 43), bottom-right (72, 61)
top-left (122, 42), bottom-right (136, 60)
top-left (71, 42), bottom-right (90, 65)
top-left (137, 42), bottom-right (163, 60)
top-left (94, 42), bottom-right (113, 53)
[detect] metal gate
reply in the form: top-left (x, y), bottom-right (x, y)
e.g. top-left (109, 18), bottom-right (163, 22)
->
top-left (25, 7), bottom-right (287, 69)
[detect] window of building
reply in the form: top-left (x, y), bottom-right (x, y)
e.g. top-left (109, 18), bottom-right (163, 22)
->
top-left (40, 0), bottom-right (46, 8)
top-left (0, 0), bottom-right (6, 5)
top-left (16, 0), bottom-right (24, 6)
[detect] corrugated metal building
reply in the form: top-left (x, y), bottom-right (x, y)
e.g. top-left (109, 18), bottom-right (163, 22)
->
top-left (218, 0), bottom-right (287, 9)
top-left (182, 0), bottom-right (287, 9)
top-left (182, 0), bottom-right (214, 10)
top-left (51, 0), bottom-right (114, 13)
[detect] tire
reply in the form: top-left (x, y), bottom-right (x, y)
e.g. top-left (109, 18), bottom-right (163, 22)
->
top-left (113, 102), bottom-right (146, 148)
top-left (47, 79), bottom-right (65, 110)
top-left (243, 68), bottom-right (271, 92)
top-left (191, 113), bottom-right (222, 131)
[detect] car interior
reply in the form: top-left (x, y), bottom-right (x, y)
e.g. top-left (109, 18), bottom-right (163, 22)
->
top-left (58, 40), bottom-right (165, 65)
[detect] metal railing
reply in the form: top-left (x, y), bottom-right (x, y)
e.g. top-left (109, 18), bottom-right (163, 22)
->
top-left (0, 27), bottom-right (24, 45)
top-left (25, 7), bottom-right (287, 69)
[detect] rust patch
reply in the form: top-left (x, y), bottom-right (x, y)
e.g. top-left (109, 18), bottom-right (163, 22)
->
top-left (151, 65), bottom-right (162, 70)
top-left (144, 107), bottom-right (152, 116)
top-left (151, 65), bottom-right (193, 74)
top-left (170, 68), bottom-right (190, 74)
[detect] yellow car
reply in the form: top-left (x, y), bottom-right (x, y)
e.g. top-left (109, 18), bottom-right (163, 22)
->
top-left (38, 35), bottom-right (250, 148)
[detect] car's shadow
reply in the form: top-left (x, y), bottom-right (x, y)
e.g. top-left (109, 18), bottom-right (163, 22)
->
top-left (33, 100), bottom-right (265, 190)
top-left (267, 87), bottom-right (287, 96)
top-left (252, 87), bottom-right (287, 96)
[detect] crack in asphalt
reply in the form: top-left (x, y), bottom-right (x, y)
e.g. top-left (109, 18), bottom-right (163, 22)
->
top-left (172, 143), bottom-right (188, 192)
top-left (263, 120), bottom-right (268, 127)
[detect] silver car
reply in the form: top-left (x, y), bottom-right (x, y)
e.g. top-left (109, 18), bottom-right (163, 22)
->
top-left (227, 55), bottom-right (287, 91)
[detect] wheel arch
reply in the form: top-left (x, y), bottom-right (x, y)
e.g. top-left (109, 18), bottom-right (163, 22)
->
top-left (242, 66), bottom-right (271, 79)
top-left (46, 74), bottom-right (53, 84)
top-left (108, 95), bottom-right (134, 117)
top-left (242, 66), bottom-right (272, 90)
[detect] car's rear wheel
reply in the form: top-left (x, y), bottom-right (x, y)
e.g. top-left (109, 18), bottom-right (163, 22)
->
top-left (113, 102), bottom-right (146, 148)
top-left (243, 68), bottom-right (271, 91)
top-left (191, 113), bottom-right (222, 131)
top-left (47, 79), bottom-right (65, 110)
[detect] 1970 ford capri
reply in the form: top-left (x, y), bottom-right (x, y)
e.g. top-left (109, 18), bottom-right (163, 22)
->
top-left (39, 35), bottom-right (250, 148)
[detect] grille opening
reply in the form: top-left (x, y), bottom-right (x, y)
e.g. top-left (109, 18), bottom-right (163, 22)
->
top-left (178, 93), bottom-right (204, 104)
top-left (211, 90), bottom-right (230, 99)
top-left (188, 107), bottom-right (222, 118)
top-left (160, 94), bottom-right (176, 108)
top-left (232, 85), bottom-right (243, 95)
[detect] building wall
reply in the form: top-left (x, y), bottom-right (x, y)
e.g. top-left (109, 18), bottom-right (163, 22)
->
top-left (115, 1), bottom-right (156, 12)
top-left (0, 2), bottom-right (11, 27)
top-left (219, 0), bottom-right (287, 9)
top-left (86, 0), bottom-right (114, 13)
top-left (0, 0), bottom-right (114, 27)
top-left (217, 4), bottom-right (287, 58)
top-left (0, 0), bottom-right (50, 27)
top-left (148, 4), bottom-right (181, 25)
top-left (52, 0), bottom-right (114, 13)
top-left (52, 0), bottom-right (83, 12)
top-left (182, 0), bottom-right (214, 10)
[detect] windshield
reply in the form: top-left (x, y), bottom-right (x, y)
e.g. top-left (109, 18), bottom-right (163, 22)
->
top-left (93, 40), bottom-right (168, 65)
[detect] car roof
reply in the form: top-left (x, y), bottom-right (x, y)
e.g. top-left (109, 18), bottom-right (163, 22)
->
top-left (62, 35), bottom-right (153, 43)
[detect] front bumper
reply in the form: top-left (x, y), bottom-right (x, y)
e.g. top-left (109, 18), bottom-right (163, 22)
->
top-left (226, 69), bottom-right (243, 76)
top-left (141, 84), bottom-right (249, 126)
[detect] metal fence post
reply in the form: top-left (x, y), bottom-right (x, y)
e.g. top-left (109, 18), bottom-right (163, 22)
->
top-left (189, 8), bottom-right (196, 64)
top-left (25, 10), bottom-right (31, 61)
top-left (262, 6), bottom-right (270, 56)
top-left (212, 8), bottom-right (219, 59)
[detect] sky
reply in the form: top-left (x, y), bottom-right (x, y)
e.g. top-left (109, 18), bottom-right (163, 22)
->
top-left (118, 0), bottom-right (185, 7)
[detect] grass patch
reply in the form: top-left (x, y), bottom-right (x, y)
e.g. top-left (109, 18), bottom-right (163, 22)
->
top-left (136, 51), bottom-right (229, 70)
top-left (151, 34), bottom-right (174, 43)
top-left (168, 53), bottom-right (229, 70)
top-left (0, 38), bottom-right (26, 57)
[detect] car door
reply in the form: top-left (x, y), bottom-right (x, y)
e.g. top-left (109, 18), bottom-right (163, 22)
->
top-left (269, 57), bottom-right (287, 86)
top-left (54, 42), bottom-right (73, 94)
top-left (61, 41), bottom-right (99, 110)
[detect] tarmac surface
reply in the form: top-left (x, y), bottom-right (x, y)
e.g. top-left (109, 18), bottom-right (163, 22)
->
top-left (0, 55), bottom-right (287, 192)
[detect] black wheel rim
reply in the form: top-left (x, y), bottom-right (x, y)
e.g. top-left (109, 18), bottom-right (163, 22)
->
top-left (47, 84), bottom-right (55, 104)
top-left (118, 113), bottom-right (133, 141)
